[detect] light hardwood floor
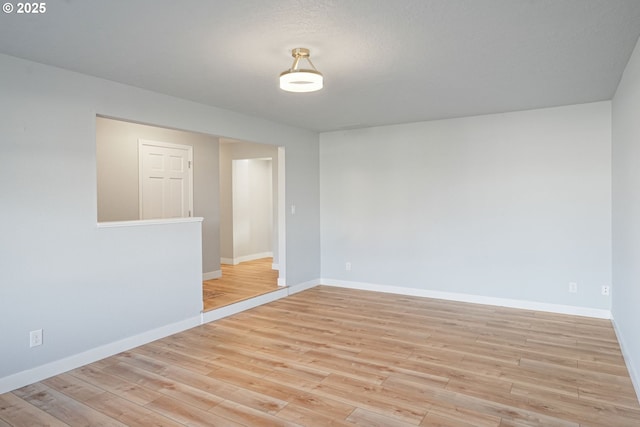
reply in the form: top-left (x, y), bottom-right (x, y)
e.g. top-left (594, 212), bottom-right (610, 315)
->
top-left (1, 286), bottom-right (639, 426)
top-left (203, 258), bottom-right (279, 311)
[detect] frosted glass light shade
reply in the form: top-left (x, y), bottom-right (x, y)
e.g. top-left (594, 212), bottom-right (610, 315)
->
top-left (279, 70), bottom-right (323, 92)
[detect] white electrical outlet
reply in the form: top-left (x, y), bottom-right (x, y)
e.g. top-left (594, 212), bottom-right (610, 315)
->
top-left (30, 329), bottom-right (43, 348)
top-left (602, 285), bottom-right (610, 296)
top-left (569, 282), bottom-right (578, 293)
top-left (345, 262), bottom-right (352, 271)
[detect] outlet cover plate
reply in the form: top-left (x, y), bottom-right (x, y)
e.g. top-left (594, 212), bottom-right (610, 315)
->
top-left (569, 282), bottom-right (578, 293)
top-left (30, 329), bottom-right (43, 347)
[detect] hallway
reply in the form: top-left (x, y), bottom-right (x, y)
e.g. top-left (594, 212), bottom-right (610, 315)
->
top-left (202, 258), bottom-right (279, 311)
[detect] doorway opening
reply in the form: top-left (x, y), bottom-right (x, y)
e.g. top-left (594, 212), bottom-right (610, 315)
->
top-left (203, 140), bottom-right (285, 311)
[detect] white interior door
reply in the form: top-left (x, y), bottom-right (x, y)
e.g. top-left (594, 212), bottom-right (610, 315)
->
top-left (139, 139), bottom-right (193, 219)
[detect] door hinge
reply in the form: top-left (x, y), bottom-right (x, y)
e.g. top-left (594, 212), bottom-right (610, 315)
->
top-left (188, 160), bottom-right (192, 168)
top-left (188, 210), bottom-right (192, 217)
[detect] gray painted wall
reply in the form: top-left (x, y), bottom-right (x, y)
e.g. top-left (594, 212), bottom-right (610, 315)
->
top-left (320, 102), bottom-right (612, 309)
top-left (612, 36), bottom-right (640, 396)
top-left (96, 117), bottom-right (221, 275)
top-left (0, 52), bottom-right (320, 385)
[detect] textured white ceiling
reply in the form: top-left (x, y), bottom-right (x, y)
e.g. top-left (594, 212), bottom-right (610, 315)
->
top-left (1, 0), bottom-right (639, 132)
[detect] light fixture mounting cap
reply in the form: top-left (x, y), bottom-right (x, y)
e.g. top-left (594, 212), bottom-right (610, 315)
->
top-left (291, 47), bottom-right (310, 58)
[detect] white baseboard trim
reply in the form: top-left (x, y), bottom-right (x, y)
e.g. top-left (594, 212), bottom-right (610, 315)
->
top-left (611, 315), bottom-right (640, 405)
top-left (287, 278), bottom-right (321, 295)
top-left (320, 278), bottom-right (612, 319)
top-left (203, 270), bottom-right (222, 280)
top-left (0, 277), bottom-right (319, 394)
top-left (201, 288), bottom-right (289, 324)
top-left (14, 277), bottom-right (612, 396)
top-left (220, 252), bottom-right (273, 266)
top-left (0, 315), bottom-right (201, 395)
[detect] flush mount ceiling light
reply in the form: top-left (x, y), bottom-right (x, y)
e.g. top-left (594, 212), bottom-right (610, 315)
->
top-left (279, 47), bottom-right (323, 93)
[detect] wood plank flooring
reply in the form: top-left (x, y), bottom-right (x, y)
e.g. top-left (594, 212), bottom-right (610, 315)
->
top-left (203, 258), bottom-right (279, 311)
top-left (2, 286), bottom-right (639, 426)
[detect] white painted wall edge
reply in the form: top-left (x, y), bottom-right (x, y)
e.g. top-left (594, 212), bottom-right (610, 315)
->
top-left (0, 315), bottom-right (201, 394)
top-left (611, 316), bottom-right (640, 405)
top-left (97, 217), bottom-right (204, 228)
top-left (220, 252), bottom-right (273, 265)
top-left (321, 279), bottom-right (612, 319)
top-left (203, 270), bottom-right (222, 281)
top-left (272, 263), bottom-right (279, 270)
